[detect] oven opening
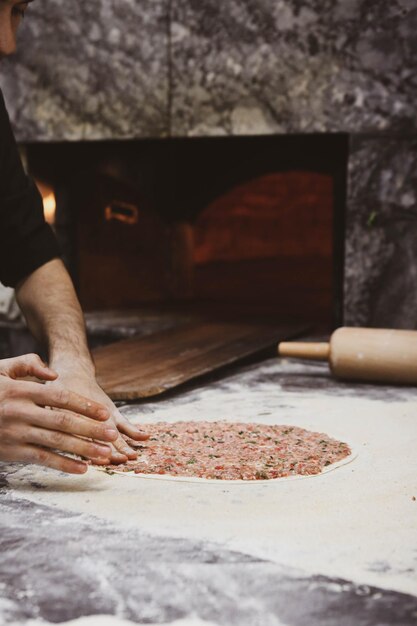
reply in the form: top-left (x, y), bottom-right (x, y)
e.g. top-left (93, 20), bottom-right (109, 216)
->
top-left (26, 133), bottom-right (348, 339)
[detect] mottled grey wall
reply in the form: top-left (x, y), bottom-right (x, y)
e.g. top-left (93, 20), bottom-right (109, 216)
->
top-left (1, 0), bottom-right (415, 140)
top-left (1, 0), bottom-right (416, 326)
top-left (345, 136), bottom-right (417, 328)
top-left (0, 0), bottom-right (169, 140)
top-left (170, 0), bottom-right (416, 137)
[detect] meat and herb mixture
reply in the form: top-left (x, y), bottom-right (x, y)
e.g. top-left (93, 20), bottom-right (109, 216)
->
top-left (104, 421), bottom-right (351, 480)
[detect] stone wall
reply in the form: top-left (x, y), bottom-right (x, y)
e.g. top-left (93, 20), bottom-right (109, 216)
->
top-left (1, 0), bottom-right (169, 140)
top-left (1, 0), bottom-right (416, 326)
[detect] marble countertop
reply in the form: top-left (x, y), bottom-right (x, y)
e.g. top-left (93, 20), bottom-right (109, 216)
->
top-left (1, 356), bottom-right (416, 626)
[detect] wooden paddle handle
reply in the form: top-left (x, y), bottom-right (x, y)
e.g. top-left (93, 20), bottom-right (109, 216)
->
top-left (278, 341), bottom-right (330, 361)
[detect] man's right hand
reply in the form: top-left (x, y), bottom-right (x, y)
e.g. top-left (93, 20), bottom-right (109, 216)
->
top-left (0, 353), bottom-right (118, 474)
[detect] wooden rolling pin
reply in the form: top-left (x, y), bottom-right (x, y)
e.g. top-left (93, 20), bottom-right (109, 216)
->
top-left (278, 327), bottom-right (417, 385)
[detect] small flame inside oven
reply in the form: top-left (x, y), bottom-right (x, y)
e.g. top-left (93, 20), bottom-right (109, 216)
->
top-left (35, 179), bottom-right (56, 225)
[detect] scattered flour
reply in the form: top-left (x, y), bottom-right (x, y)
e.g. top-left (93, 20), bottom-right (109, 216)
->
top-left (5, 359), bottom-right (417, 597)
top-left (10, 616), bottom-right (224, 626)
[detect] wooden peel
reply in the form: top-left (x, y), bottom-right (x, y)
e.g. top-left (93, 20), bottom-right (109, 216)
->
top-left (94, 320), bottom-right (306, 400)
top-left (278, 327), bottom-right (417, 385)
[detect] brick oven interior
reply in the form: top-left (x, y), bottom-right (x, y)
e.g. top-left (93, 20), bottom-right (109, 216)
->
top-left (30, 135), bottom-right (346, 310)
top-left (2, 133), bottom-right (349, 356)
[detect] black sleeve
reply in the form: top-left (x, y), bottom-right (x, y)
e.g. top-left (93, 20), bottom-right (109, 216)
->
top-left (0, 89), bottom-right (61, 287)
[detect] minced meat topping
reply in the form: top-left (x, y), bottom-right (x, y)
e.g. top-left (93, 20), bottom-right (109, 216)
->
top-left (104, 421), bottom-right (351, 480)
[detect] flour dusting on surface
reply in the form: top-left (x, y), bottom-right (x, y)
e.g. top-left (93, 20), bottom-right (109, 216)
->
top-left (4, 357), bottom-right (417, 598)
top-left (10, 617), bottom-right (223, 626)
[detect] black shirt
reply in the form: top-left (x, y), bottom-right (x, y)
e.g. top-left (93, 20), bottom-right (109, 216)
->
top-left (0, 89), bottom-right (60, 287)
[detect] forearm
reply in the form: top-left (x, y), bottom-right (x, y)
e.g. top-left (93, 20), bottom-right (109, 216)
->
top-left (15, 259), bottom-right (94, 374)
top-left (14, 259), bottom-right (146, 463)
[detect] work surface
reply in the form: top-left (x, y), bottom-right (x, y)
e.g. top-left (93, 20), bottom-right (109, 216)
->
top-left (1, 357), bottom-right (417, 626)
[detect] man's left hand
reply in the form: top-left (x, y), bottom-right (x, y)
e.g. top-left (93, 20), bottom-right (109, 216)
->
top-left (48, 368), bottom-right (148, 464)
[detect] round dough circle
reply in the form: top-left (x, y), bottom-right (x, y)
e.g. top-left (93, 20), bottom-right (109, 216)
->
top-left (95, 446), bottom-right (358, 484)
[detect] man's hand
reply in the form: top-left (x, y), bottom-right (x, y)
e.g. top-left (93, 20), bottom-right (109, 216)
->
top-left (14, 259), bottom-right (148, 464)
top-left (49, 365), bottom-right (149, 464)
top-left (0, 354), bottom-right (119, 474)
